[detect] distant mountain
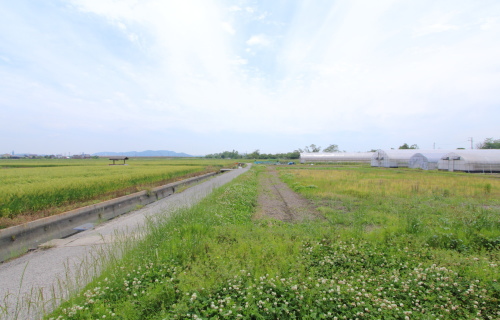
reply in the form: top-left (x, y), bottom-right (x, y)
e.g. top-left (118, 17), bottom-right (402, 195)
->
top-left (93, 150), bottom-right (195, 157)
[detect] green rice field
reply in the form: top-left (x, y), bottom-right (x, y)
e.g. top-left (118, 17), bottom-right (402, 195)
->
top-left (0, 158), bottom-right (236, 228)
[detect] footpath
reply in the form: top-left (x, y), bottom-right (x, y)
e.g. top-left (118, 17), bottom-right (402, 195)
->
top-left (0, 165), bottom-right (250, 320)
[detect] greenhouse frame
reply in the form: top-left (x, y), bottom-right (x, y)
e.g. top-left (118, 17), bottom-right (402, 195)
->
top-left (299, 152), bottom-right (373, 164)
top-left (409, 151), bottom-right (451, 170)
top-left (437, 150), bottom-right (500, 173)
top-left (371, 149), bottom-right (422, 168)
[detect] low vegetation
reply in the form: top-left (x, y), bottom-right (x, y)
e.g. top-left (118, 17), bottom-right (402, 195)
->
top-left (45, 165), bottom-right (499, 319)
top-left (0, 158), bottom-right (236, 228)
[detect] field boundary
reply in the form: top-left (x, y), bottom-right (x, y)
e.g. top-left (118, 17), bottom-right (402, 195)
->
top-left (0, 171), bottom-right (220, 262)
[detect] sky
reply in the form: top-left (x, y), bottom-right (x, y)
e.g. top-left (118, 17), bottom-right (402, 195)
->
top-left (1, 0), bottom-right (499, 156)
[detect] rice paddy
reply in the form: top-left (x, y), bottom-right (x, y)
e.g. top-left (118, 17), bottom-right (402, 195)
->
top-left (0, 158), bottom-right (236, 228)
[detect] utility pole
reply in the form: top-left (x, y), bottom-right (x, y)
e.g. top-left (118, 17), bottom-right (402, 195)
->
top-left (468, 137), bottom-right (473, 149)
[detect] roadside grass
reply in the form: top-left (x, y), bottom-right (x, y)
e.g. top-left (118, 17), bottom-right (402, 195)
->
top-left (45, 166), bottom-right (499, 319)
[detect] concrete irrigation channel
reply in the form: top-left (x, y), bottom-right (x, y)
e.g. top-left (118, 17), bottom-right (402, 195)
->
top-left (0, 165), bottom-right (250, 320)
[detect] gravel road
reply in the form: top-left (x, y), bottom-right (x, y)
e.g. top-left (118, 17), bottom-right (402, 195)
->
top-left (0, 166), bottom-right (250, 320)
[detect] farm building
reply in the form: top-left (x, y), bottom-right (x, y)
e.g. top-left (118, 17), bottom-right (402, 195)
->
top-left (409, 151), bottom-right (451, 170)
top-left (299, 152), bottom-right (373, 164)
top-left (437, 150), bottom-right (500, 173)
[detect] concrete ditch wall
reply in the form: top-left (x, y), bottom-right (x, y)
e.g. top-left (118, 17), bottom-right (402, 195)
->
top-left (0, 171), bottom-right (219, 262)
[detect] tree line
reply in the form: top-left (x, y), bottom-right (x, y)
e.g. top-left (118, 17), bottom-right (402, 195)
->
top-left (476, 138), bottom-right (500, 149)
top-left (205, 144), bottom-right (340, 159)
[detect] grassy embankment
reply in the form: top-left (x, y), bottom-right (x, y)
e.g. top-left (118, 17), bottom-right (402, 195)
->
top-left (46, 165), bottom-right (499, 319)
top-left (0, 158), bottom-right (237, 228)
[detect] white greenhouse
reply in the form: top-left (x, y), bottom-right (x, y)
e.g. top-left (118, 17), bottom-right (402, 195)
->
top-left (437, 150), bottom-right (500, 173)
top-left (409, 151), bottom-right (451, 170)
top-left (371, 149), bottom-right (423, 168)
top-left (371, 149), bottom-right (451, 168)
top-left (299, 152), bottom-right (373, 164)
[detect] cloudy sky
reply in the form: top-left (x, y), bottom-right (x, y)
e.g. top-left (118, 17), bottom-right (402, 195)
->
top-left (1, 0), bottom-right (499, 155)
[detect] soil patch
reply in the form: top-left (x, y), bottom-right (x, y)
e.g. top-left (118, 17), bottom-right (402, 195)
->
top-left (256, 166), bottom-right (323, 222)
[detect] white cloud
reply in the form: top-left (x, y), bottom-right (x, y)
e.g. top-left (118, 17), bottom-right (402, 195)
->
top-left (256, 12), bottom-right (268, 20)
top-left (221, 21), bottom-right (236, 35)
top-left (228, 5), bottom-right (242, 12)
top-left (230, 57), bottom-right (248, 65)
top-left (246, 34), bottom-right (271, 46)
top-left (413, 10), bottom-right (463, 37)
top-left (479, 17), bottom-right (499, 30)
top-left (414, 22), bottom-right (460, 37)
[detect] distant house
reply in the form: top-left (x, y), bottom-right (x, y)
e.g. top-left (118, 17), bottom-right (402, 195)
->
top-left (71, 154), bottom-right (92, 159)
top-left (1, 154), bottom-right (12, 159)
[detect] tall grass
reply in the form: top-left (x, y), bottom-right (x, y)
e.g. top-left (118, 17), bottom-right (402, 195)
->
top-left (280, 167), bottom-right (500, 254)
top-left (44, 166), bottom-right (499, 319)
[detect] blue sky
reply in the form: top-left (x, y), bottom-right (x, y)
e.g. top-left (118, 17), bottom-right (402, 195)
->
top-left (1, 0), bottom-right (499, 155)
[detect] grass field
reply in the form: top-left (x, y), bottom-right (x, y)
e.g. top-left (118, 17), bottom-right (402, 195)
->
top-left (0, 158), bottom-right (237, 228)
top-left (43, 165), bottom-right (499, 319)
top-left (281, 166), bottom-right (500, 254)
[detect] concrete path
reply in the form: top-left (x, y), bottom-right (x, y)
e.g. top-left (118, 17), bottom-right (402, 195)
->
top-left (0, 166), bottom-right (250, 320)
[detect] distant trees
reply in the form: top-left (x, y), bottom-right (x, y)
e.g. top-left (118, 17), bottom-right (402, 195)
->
top-left (296, 143), bottom-right (340, 153)
top-left (323, 144), bottom-right (340, 152)
top-left (246, 150), bottom-right (300, 160)
top-left (205, 149), bottom-right (300, 160)
top-left (399, 143), bottom-right (419, 149)
top-left (477, 138), bottom-right (500, 149)
top-left (248, 150), bottom-right (261, 159)
top-left (205, 150), bottom-right (242, 159)
top-left (205, 143), bottom-right (342, 160)
top-left (297, 144), bottom-right (321, 153)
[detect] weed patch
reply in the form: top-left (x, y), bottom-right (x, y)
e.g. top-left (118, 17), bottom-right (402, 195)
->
top-left (45, 166), bottom-right (500, 319)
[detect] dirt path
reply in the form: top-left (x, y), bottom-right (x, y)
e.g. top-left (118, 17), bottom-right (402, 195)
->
top-left (256, 166), bottom-right (322, 222)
